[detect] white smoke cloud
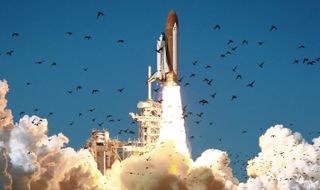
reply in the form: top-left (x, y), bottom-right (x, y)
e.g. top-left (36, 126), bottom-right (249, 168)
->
top-left (238, 125), bottom-right (320, 190)
top-left (0, 79), bottom-right (319, 190)
top-left (0, 80), bottom-right (106, 190)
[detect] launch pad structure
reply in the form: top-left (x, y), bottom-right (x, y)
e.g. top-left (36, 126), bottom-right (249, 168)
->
top-left (84, 10), bottom-right (180, 175)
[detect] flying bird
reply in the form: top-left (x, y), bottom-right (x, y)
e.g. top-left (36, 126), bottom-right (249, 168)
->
top-left (35, 60), bottom-right (45, 64)
top-left (117, 39), bottom-right (125, 44)
top-left (298, 44), bottom-right (305, 49)
top-left (213, 24), bottom-right (221, 30)
top-left (11, 32), bottom-right (19, 37)
top-left (92, 89), bottom-right (99, 94)
top-left (236, 74), bottom-right (242, 80)
top-left (96, 11), bottom-right (105, 20)
top-left (258, 41), bottom-right (264, 45)
top-left (232, 66), bottom-right (238, 72)
top-left (270, 25), bottom-right (277, 31)
top-left (88, 108), bottom-right (95, 112)
top-left (189, 73), bottom-right (196, 78)
top-left (117, 88), bottom-right (125, 93)
top-left (76, 85), bottom-right (82, 91)
top-left (242, 40), bottom-right (248, 45)
top-left (192, 60), bottom-right (199, 66)
top-left (258, 62), bottom-right (264, 68)
top-left (211, 92), bottom-right (217, 98)
top-left (227, 39), bottom-right (234, 45)
top-left (65, 32), bottom-right (73, 36)
top-left (6, 50), bottom-right (14, 56)
top-left (231, 95), bottom-right (238, 101)
top-left (247, 80), bottom-right (255, 88)
top-left (83, 35), bottom-right (92, 40)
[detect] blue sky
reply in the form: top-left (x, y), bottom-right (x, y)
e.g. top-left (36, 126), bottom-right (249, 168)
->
top-left (1, 0), bottom-right (320, 180)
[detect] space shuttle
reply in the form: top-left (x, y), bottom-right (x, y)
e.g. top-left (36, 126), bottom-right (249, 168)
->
top-left (148, 10), bottom-right (179, 85)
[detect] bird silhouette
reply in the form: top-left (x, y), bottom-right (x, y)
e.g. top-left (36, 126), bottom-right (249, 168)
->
top-left (189, 73), bottom-right (196, 78)
top-left (6, 50), bottom-right (14, 56)
top-left (231, 95), bottom-right (238, 101)
top-left (247, 81), bottom-right (255, 87)
top-left (258, 62), bottom-right (264, 68)
top-left (35, 60), bottom-right (45, 64)
top-left (211, 93), bottom-right (217, 98)
top-left (117, 88), bottom-right (125, 93)
top-left (91, 89), bottom-right (99, 94)
top-left (270, 25), bottom-right (277, 31)
top-left (76, 85), bottom-right (82, 91)
top-left (236, 74), bottom-right (242, 80)
top-left (298, 44), bottom-right (305, 49)
top-left (83, 35), bottom-right (92, 40)
top-left (232, 66), bottom-right (238, 72)
top-left (242, 40), bottom-right (248, 45)
top-left (227, 39), bottom-right (234, 45)
top-left (117, 39), bottom-right (125, 44)
top-left (213, 24), bottom-right (221, 30)
top-left (192, 60), bottom-right (199, 66)
top-left (258, 41), bottom-right (264, 45)
top-left (11, 33), bottom-right (19, 37)
top-left (96, 11), bottom-right (105, 20)
top-left (65, 32), bottom-right (73, 36)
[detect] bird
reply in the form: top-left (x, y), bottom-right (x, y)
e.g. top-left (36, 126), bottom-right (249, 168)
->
top-left (270, 25), bottom-right (277, 31)
top-left (292, 59), bottom-right (299, 64)
top-left (205, 65), bottom-right (211, 69)
top-left (232, 66), bottom-right (238, 72)
top-left (88, 108), bottom-right (95, 112)
top-left (184, 82), bottom-right (190, 87)
top-left (247, 81), bottom-right (255, 88)
top-left (178, 77), bottom-right (184, 83)
top-left (11, 32), bottom-right (19, 37)
top-left (48, 112), bottom-right (53, 116)
top-left (298, 44), bottom-right (305, 49)
top-left (65, 32), bottom-right (73, 36)
top-left (19, 111), bottom-right (25, 116)
top-left (68, 122), bottom-right (74, 126)
top-left (96, 11), bottom-right (105, 20)
top-left (35, 60), bottom-right (45, 64)
top-left (83, 35), bottom-right (92, 40)
top-left (207, 79), bottom-right (213, 86)
top-left (231, 46), bottom-right (238, 51)
top-left (242, 40), bottom-right (248, 45)
top-left (76, 85), bottom-right (82, 91)
top-left (51, 62), bottom-right (57, 66)
top-left (117, 39), bottom-right (125, 44)
top-left (231, 95), bottom-right (238, 101)
top-left (211, 92), bottom-right (217, 98)
top-left (227, 39), bottom-right (234, 45)
top-left (236, 74), bottom-right (242, 80)
top-left (199, 99), bottom-right (209, 105)
top-left (91, 89), bottom-right (99, 94)
top-left (189, 73), bottom-right (196, 78)
top-left (6, 50), bottom-right (14, 56)
top-left (196, 112), bottom-right (204, 118)
top-left (192, 60), bottom-right (199, 66)
top-left (78, 113), bottom-right (82, 117)
top-left (117, 88), bottom-right (125, 93)
top-left (242, 130), bottom-right (247, 134)
top-left (83, 67), bottom-right (88, 71)
top-left (156, 46), bottom-right (163, 53)
top-left (220, 54), bottom-right (226, 58)
top-left (213, 24), bottom-right (221, 30)
top-left (258, 41), bottom-right (264, 45)
top-left (258, 62), bottom-right (264, 68)
top-left (67, 90), bottom-right (73, 94)
top-left (26, 82), bottom-right (31, 86)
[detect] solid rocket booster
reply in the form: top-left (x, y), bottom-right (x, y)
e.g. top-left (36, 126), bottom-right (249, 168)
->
top-left (147, 10), bottom-right (179, 85)
top-left (166, 10), bottom-right (179, 83)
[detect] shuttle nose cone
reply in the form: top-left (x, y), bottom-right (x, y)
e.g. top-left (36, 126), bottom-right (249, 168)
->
top-left (166, 10), bottom-right (179, 29)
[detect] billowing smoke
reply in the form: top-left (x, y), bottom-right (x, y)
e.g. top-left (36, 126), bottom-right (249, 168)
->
top-left (238, 125), bottom-right (320, 189)
top-left (0, 80), bottom-right (107, 190)
top-left (0, 79), bottom-right (319, 190)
